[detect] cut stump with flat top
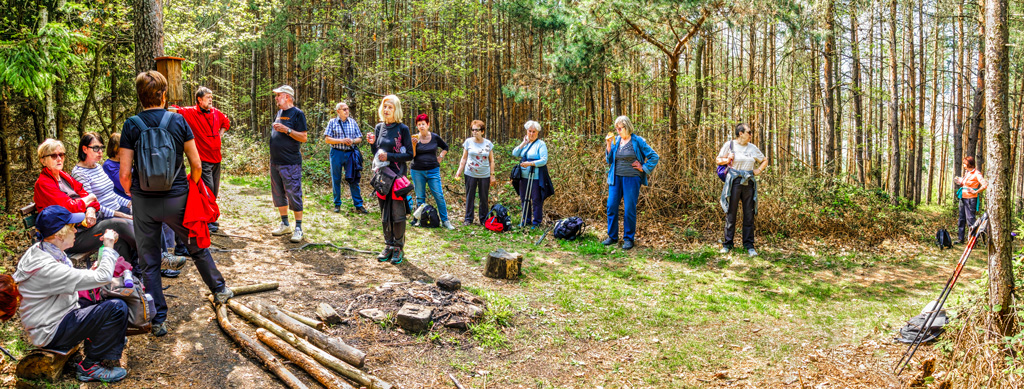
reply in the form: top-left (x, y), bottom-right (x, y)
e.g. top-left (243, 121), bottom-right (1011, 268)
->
top-left (16, 344), bottom-right (81, 389)
top-left (484, 249), bottom-right (522, 280)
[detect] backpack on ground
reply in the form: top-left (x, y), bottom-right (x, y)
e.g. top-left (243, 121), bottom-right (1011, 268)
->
top-left (413, 204), bottom-right (441, 228)
top-left (935, 228), bottom-right (953, 250)
top-left (895, 301), bottom-right (948, 344)
top-left (484, 204), bottom-right (512, 232)
top-left (128, 112), bottom-right (179, 192)
top-left (552, 217), bottom-right (586, 241)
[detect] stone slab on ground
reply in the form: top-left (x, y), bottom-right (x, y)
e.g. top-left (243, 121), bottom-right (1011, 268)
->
top-left (396, 303), bottom-right (432, 333)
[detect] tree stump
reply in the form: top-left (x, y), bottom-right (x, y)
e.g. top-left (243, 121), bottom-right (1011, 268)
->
top-left (15, 344), bottom-right (81, 389)
top-left (484, 249), bottom-right (522, 280)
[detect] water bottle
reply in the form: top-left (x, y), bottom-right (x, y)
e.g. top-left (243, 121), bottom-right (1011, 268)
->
top-left (122, 270), bottom-right (134, 288)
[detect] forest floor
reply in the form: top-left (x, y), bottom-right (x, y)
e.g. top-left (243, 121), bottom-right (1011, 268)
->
top-left (0, 174), bottom-right (987, 388)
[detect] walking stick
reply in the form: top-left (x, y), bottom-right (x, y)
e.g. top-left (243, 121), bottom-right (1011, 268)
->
top-left (894, 213), bottom-right (989, 375)
top-left (519, 168), bottom-right (535, 229)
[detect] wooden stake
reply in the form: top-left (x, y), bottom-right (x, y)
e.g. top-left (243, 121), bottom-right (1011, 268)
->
top-left (230, 282), bottom-right (280, 296)
top-left (253, 301), bottom-right (366, 368)
top-left (257, 329), bottom-right (356, 389)
top-left (280, 307), bottom-right (326, 330)
top-left (224, 299), bottom-right (392, 389)
top-left (209, 298), bottom-right (308, 389)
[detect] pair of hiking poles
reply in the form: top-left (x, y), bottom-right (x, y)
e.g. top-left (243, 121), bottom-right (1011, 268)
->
top-left (894, 213), bottom-right (989, 375)
top-left (518, 168), bottom-right (535, 229)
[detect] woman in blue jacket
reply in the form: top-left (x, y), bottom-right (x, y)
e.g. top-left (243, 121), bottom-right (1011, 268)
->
top-left (603, 116), bottom-right (659, 250)
top-left (512, 121), bottom-right (552, 227)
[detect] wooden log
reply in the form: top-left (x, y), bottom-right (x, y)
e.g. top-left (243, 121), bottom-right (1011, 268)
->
top-left (257, 329), bottom-right (356, 389)
top-left (316, 303), bottom-right (342, 325)
top-left (15, 344), bottom-right (80, 388)
top-left (484, 249), bottom-right (523, 280)
top-left (230, 282), bottom-right (279, 296)
top-left (253, 301), bottom-right (366, 368)
top-left (279, 306), bottom-right (326, 331)
top-left (209, 298), bottom-right (308, 389)
top-left (225, 299), bottom-right (392, 389)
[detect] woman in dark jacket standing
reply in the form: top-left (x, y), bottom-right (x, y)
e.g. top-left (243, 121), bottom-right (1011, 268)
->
top-left (366, 95), bottom-right (413, 264)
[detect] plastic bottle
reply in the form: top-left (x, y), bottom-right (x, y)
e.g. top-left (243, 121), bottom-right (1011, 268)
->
top-left (122, 270), bottom-right (134, 288)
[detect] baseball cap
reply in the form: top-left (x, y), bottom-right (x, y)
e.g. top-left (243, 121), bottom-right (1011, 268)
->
top-left (273, 85), bottom-right (295, 99)
top-left (36, 205), bottom-right (85, 239)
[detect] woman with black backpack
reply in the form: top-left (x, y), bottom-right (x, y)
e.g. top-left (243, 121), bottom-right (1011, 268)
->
top-left (366, 95), bottom-right (413, 264)
top-left (602, 116), bottom-right (659, 250)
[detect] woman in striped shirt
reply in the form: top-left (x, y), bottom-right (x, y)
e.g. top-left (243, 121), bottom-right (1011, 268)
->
top-left (71, 132), bottom-right (132, 220)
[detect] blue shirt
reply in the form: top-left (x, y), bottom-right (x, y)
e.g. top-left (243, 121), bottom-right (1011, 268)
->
top-left (512, 140), bottom-right (548, 180)
top-left (323, 117), bottom-right (361, 150)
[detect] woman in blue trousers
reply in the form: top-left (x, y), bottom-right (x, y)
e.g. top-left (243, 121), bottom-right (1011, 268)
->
top-left (602, 116), bottom-right (659, 250)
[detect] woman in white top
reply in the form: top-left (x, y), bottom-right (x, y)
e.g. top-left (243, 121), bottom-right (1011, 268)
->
top-left (72, 133), bottom-right (132, 220)
top-left (716, 123), bottom-right (768, 257)
top-left (455, 120), bottom-right (496, 225)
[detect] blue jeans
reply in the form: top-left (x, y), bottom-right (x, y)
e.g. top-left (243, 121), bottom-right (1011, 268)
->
top-left (329, 149), bottom-right (363, 208)
top-left (606, 175), bottom-right (641, 241)
top-left (410, 167), bottom-right (449, 222)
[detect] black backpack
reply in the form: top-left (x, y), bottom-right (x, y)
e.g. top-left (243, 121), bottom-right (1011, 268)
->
top-left (128, 112), bottom-right (178, 191)
top-left (484, 204), bottom-right (512, 232)
top-left (417, 204), bottom-right (441, 228)
top-left (552, 217), bottom-right (586, 240)
top-left (936, 228), bottom-right (953, 250)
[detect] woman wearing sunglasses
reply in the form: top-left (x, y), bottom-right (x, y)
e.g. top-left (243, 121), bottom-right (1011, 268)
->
top-left (71, 133), bottom-right (132, 220)
top-left (33, 138), bottom-right (137, 263)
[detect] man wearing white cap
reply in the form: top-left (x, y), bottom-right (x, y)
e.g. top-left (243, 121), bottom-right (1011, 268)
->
top-left (269, 85), bottom-right (308, 242)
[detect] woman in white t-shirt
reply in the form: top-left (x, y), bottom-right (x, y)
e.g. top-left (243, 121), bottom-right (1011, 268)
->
top-left (455, 120), bottom-right (496, 225)
top-left (716, 123), bottom-right (768, 257)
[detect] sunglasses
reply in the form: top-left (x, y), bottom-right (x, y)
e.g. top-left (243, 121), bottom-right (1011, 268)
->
top-left (45, 152), bottom-right (66, 160)
top-left (471, 128), bottom-right (483, 132)
top-left (87, 145), bottom-right (104, 152)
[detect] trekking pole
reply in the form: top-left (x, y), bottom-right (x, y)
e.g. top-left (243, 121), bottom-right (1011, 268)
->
top-left (519, 169), bottom-right (534, 229)
top-left (894, 213), bottom-right (989, 375)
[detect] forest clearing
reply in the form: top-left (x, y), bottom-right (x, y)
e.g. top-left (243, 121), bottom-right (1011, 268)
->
top-left (2, 0), bottom-right (1024, 387)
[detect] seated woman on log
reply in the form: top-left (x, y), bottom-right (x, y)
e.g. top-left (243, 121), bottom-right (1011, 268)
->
top-left (10, 205), bottom-right (130, 383)
top-left (33, 138), bottom-right (137, 264)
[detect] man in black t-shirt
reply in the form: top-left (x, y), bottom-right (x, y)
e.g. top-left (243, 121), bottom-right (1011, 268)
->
top-left (268, 85), bottom-right (308, 242)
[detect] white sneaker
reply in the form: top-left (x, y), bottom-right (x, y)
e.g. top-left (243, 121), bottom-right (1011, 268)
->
top-left (747, 248), bottom-right (758, 257)
top-left (290, 228), bottom-right (304, 243)
top-left (719, 247), bottom-right (730, 254)
top-left (271, 223), bottom-right (292, 236)
top-left (443, 221), bottom-right (455, 230)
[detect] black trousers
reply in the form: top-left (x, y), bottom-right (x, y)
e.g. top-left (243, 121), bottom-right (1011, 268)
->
top-left (958, 197), bottom-right (979, 242)
top-left (379, 197), bottom-right (407, 248)
top-left (464, 175), bottom-right (490, 224)
top-left (201, 161), bottom-right (221, 198)
top-left (133, 193), bottom-right (226, 324)
top-left (70, 218), bottom-right (136, 265)
top-left (45, 299), bottom-right (128, 363)
top-left (723, 179), bottom-right (756, 249)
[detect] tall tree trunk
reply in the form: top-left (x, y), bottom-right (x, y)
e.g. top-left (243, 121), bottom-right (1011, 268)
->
top-left (824, 0), bottom-right (837, 175)
top-left (811, 39), bottom-right (820, 171)
top-left (78, 45), bottom-right (104, 138)
top-left (132, 0), bottom-right (165, 75)
top-left (927, 20), bottom-right (941, 204)
top-left (0, 94), bottom-right (10, 211)
top-left (888, 0), bottom-right (901, 204)
top-left (851, 10), bottom-right (866, 187)
top-left (967, 1), bottom-right (985, 168)
top-left (692, 34), bottom-right (706, 130)
top-left (953, 0), bottom-right (965, 192)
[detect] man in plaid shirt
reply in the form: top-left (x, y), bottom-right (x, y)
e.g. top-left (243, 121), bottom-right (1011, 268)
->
top-left (324, 102), bottom-right (367, 213)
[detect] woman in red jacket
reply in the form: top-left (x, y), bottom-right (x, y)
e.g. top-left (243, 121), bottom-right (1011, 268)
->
top-left (33, 139), bottom-right (136, 263)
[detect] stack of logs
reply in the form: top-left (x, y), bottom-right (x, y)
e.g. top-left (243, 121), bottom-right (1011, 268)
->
top-left (210, 283), bottom-right (394, 389)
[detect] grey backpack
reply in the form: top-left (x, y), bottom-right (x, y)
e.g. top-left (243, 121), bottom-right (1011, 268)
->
top-left (128, 112), bottom-right (178, 191)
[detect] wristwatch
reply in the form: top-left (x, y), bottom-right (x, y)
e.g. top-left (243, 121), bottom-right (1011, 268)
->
top-left (287, 128), bottom-right (292, 135)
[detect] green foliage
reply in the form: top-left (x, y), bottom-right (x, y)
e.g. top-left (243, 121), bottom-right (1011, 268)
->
top-left (0, 22), bottom-right (88, 99)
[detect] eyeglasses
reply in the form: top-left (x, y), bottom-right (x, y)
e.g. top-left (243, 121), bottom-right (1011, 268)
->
top-left (471, 128), bottom-right (483, 132)
top-left (45, 152), bottom-right (66, 160)
top-left (88, 146), bottom-right (104, 152)
top-left (339, 108), bottom-right (349, 111)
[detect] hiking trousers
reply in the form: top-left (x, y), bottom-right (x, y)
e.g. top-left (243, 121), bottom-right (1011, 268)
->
top-left (464, 175), bottom-right (490, 224)
top-left (958, 197), bottom-right (979, 242)
top-left (45, 299), bottom-right (128, 363)
top-left (723, 179), bottom-right (756, 249)
top-left (606, 175), bottom-right (641, 242)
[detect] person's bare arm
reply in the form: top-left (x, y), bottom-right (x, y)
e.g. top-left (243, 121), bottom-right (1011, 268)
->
top-left (755, 157), bottom-right (770, 176)
top-left (290, 130), bottom-right (308, 143)
top-left (455, 149), bottom-right (469, 179)
top-left (184, 140), bottom-right (203, 184)
top-left (119, 148), bottom-right (134, 197)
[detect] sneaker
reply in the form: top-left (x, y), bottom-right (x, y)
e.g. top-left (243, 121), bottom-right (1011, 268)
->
top-left (333, 206), bottom-right (341, 213)
top-left (443, 221), bottom-right (456, 230)
top-left (173, 244), bottom-right (189, 257)
top-left (151, 322), bottom-right (168, 337)
top-left (622, 240), bottom-right (635, 250)
top-left (290, 228), bottom-right (304, 243)
top-left (208, 222), bottom-right (219, 233)
top-left (160, 269), bottom-right (181, 278)
top-left (719, 247), bottom-right (731, 254)
top-left (161, 252), bottom-right (188, 271)
top-left (377, 246), bottom-right (393, 262)
top-left (390, 248), bottom-right (405, 264)
top-left (409, 217), bottom-right (419, 226)
top-left (214, 287), bottom-right (234, 304)
top-left (271, 223), bottom-right (292, 236)
top-left (76, 361), bottom-right (127, 383)
top-left (747, 248), bottom-right (758, 257)
top-left (355, 206), bottom-right (368, 214)
top-left (601, 237), bottom-right (617, 246)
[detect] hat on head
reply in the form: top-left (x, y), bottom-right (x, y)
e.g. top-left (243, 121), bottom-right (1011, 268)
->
top-left (36, 205), bottom-right (85, 239)
top-left (273, 85), bottom-right (295, 99)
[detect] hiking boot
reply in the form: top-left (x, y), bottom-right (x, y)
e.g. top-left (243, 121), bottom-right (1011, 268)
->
top-left (173, 244), bottom-right (189, 257)
top-left (161, 252), bottom-right (188, 271)
top-left (333, 206), bottom-right (341, 213)
top-left (390, 248), bottom-right (405, 265)
top-left (601, 237), bottom-right (617, 246)
top-left (377, 246), bottom-right (394, 262)
top-left (443, 221), bottom-right (456, 230)
top-left (208, 222), bottom-right (219, 233)
top-left (160, 269), bottom-right (181, 278)
top-left (151, 322), bottom-right (168, 337)
top-left (355, 206), bottom-right (368, 214)
top-left (76, 361), bottom-right (127, 383)
top-left (290, 228), bottom-right (304, 243)
top-left (747, 248), bottom-right (758, 257)
top-left (719, 247), bottom-right (731, 254)
top-left (214, 287), bottom-right (234, 304)
top-left (622, 240), bottom-right (635, 250)
top-left (271, 223), bottom-right (292, 236)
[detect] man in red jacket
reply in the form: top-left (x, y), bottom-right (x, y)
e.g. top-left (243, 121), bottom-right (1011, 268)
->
top-left (171, 86), bottom-right (230, 232)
